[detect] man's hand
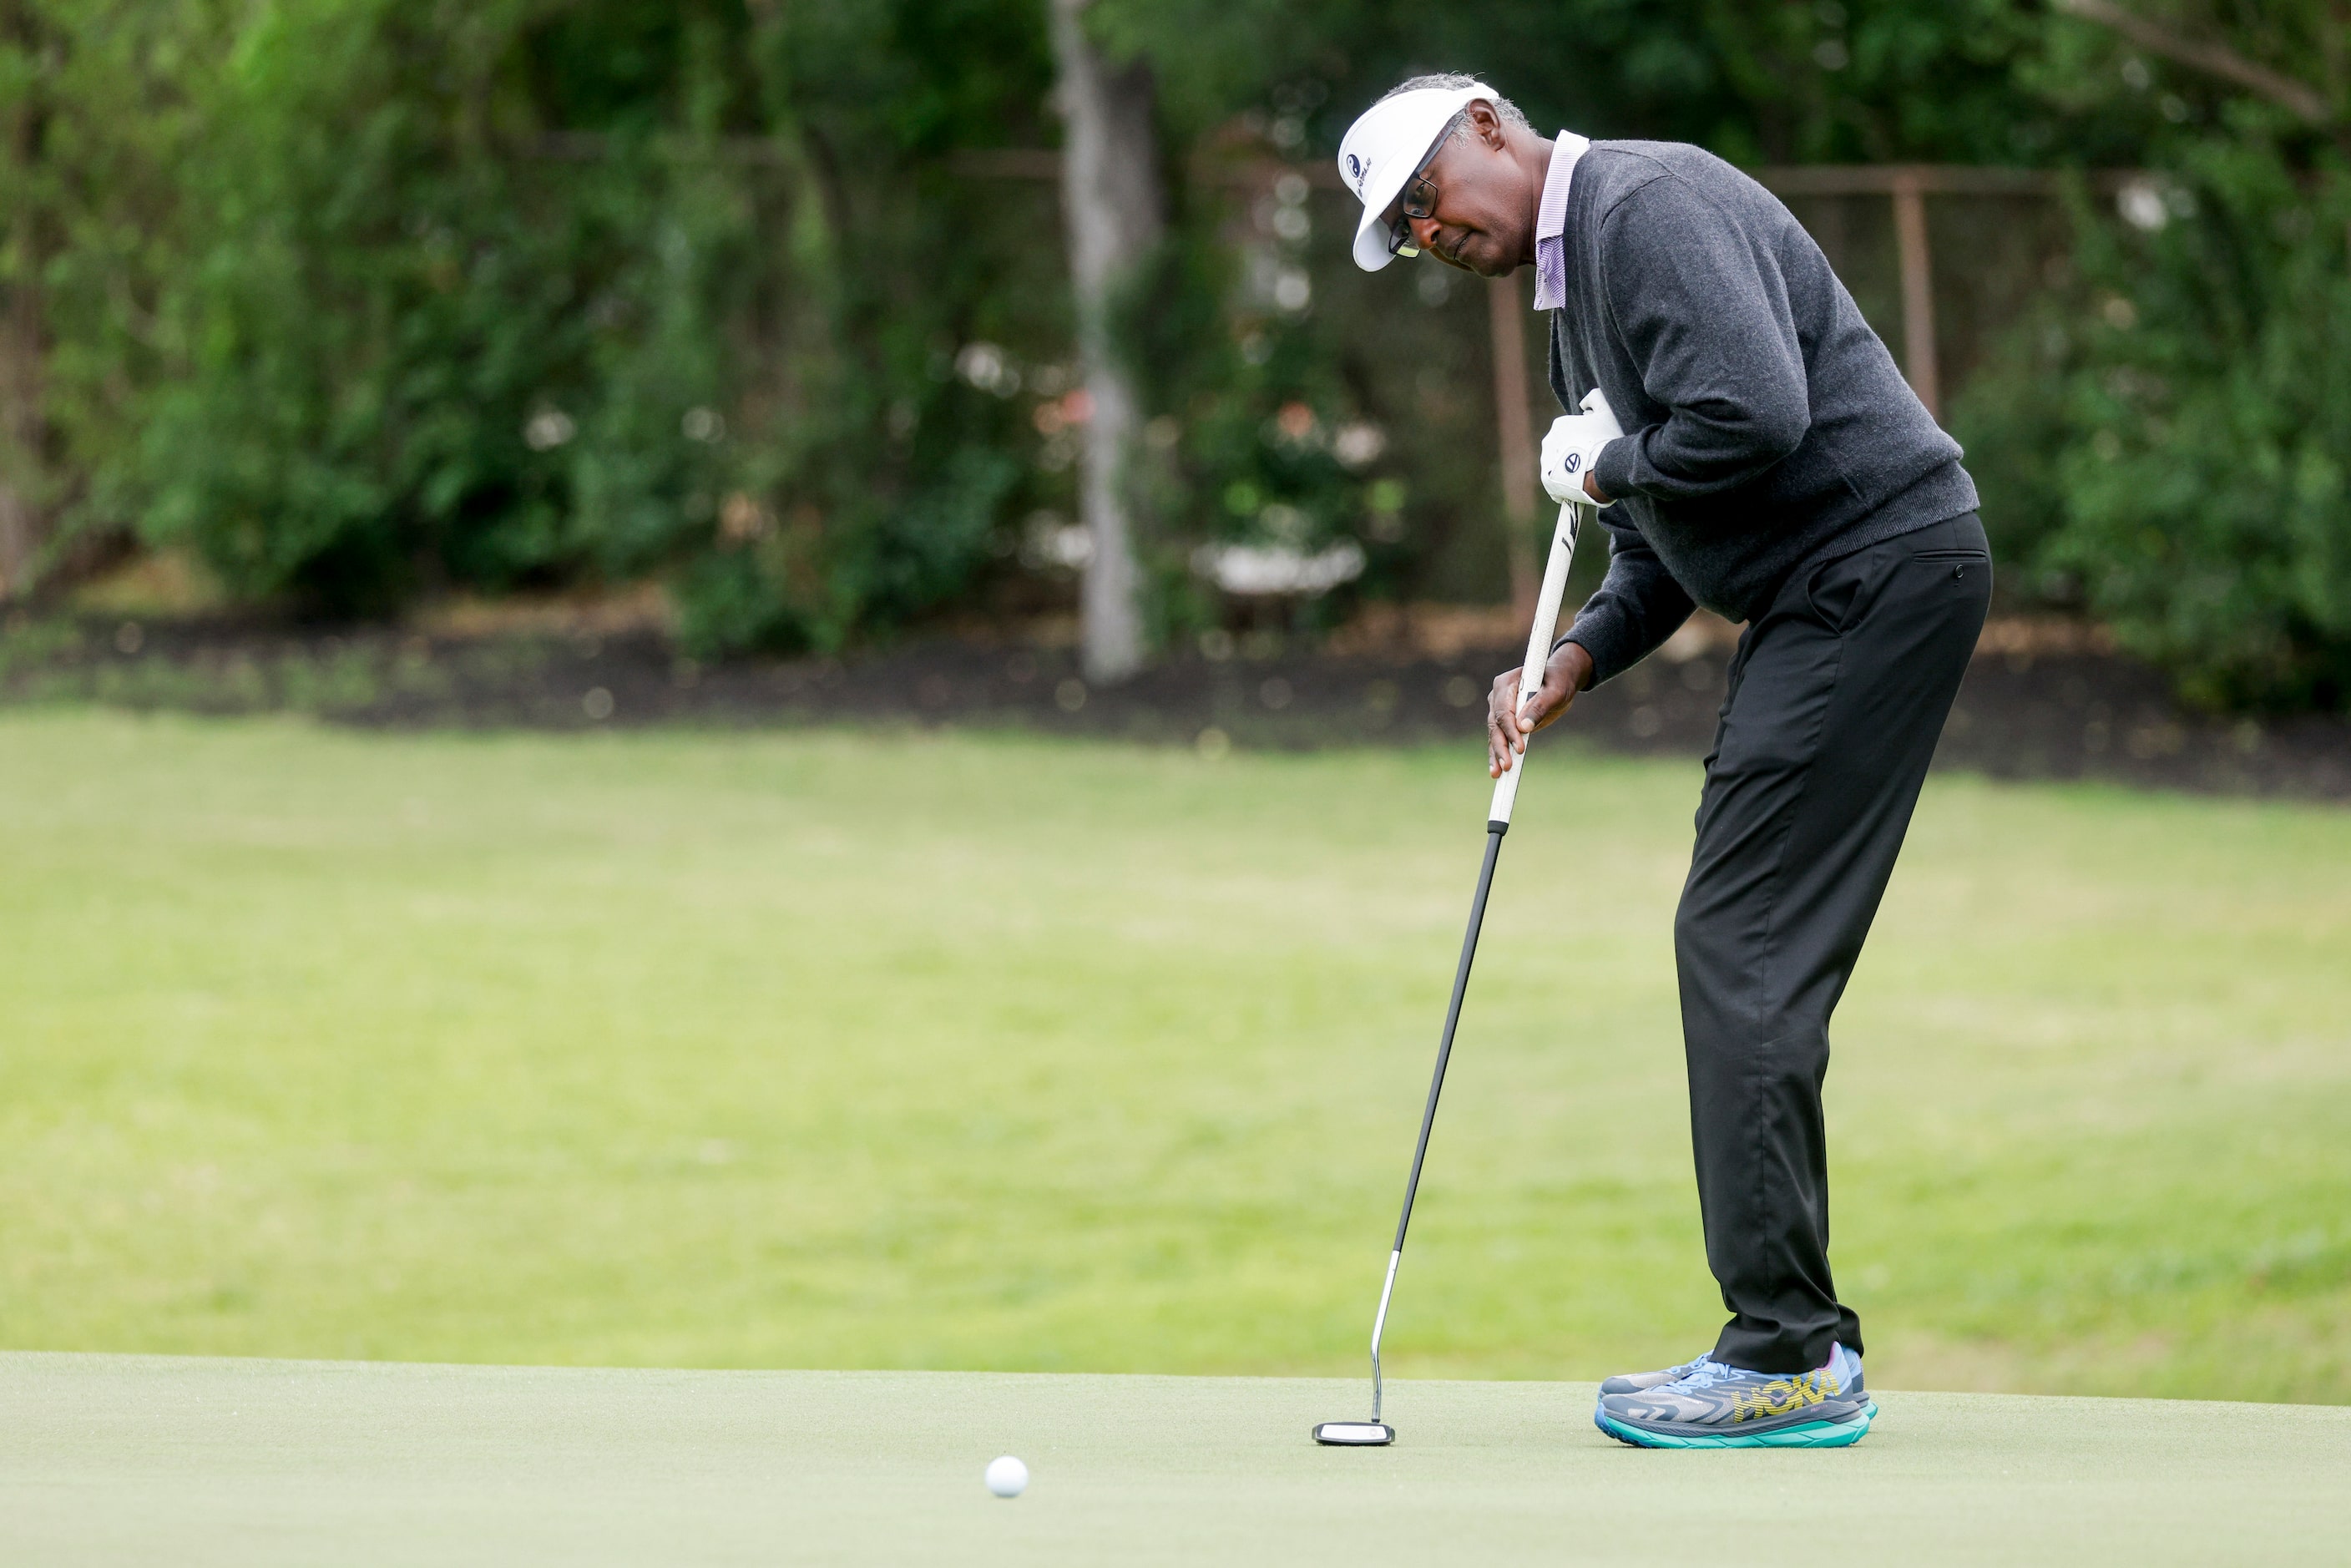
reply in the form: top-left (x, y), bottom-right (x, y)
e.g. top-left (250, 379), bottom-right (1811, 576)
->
top-left (1487, 640), bottom-right (1595, 777)
top-left (1540, 412), bottom-right (1617, 506)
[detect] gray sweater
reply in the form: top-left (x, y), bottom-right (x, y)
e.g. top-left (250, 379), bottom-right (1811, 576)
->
top-left (1548, 141), bottom-right (1978, 685)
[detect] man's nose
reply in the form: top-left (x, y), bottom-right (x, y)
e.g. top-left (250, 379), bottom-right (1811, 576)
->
top-left (1409, 213), bottom-right (1443, 250)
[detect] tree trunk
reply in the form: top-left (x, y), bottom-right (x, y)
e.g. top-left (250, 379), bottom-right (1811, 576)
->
top-left (1047, 0), bottom-right (1162, 685)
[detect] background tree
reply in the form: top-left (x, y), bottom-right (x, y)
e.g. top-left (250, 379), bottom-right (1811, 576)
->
top-left (4, 0), bottom-right (2349, 712)
top-left (1958, 0), bottom-right (2351, 707)
top-left (0, 0), bottom-right (224, 598)
top-left (0, 0), bottom-right (52, 595)
top-left (114, 0), bottom-right (1060, 655)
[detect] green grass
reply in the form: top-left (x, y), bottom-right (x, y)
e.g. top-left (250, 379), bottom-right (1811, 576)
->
top-left (2, 709), bottom-right (2347, 1402)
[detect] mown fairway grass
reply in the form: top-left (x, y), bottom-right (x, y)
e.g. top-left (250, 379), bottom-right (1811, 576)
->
top-left (3, 709), bottom-right (2346, 1402)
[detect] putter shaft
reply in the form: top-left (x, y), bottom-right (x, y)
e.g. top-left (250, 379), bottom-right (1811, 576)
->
top-left (1342, 472), bottom-right (1603, 1438)
top-left (1368, 817), bottom-right (1507, 1423)
top-left (1329, 402), bottom-right (1617, 1449)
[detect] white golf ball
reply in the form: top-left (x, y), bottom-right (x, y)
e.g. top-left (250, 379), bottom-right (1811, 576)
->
top-left (984, 1454), bottom-right (1029, 1498)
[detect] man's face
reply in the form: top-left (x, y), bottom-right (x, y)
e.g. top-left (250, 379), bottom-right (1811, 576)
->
top-left (1386, 103), bottom-right (1532, 279)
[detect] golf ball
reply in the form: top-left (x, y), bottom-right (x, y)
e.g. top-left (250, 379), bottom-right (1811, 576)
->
top-left (984, 1455), bottom-right (1029, 1498)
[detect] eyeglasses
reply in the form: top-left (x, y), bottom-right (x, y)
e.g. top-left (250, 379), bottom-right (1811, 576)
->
top-left (1385, 171), bottom-right (1440, 258)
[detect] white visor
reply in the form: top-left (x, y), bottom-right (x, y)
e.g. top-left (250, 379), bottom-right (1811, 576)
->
top-left (1335, 83), bottom-right (1494, 272)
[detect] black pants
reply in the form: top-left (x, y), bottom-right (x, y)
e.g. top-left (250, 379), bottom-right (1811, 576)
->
top-left (1677, 512), bottom-right (1990, 1373)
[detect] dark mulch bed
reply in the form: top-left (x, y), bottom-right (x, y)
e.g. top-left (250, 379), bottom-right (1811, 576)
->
top-left (4, 609), bottom-right (2347, 800)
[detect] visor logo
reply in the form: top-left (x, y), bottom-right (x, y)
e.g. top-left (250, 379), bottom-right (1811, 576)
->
top-left (1346, 153), bottom-right (1364, 192)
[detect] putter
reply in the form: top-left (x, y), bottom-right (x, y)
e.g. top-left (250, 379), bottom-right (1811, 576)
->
top-left (1314, 388), bottom-right (1620, 1448)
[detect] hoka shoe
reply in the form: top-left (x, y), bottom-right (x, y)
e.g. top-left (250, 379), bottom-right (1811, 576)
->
top-left (1595, 1344), bottom-right (1873, 1449)
top-left (1598, 1352), bottom-right (1715, 1397)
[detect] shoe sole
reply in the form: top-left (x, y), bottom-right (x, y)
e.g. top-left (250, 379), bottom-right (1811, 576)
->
top-left (1595, 1400), bottom-right (1876, 1449)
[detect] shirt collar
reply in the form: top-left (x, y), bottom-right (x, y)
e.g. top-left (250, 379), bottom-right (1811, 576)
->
top-left (1530, 132), bottom-right (1589, 312)
top-left (1536, 131), bottom-right (1590, 245)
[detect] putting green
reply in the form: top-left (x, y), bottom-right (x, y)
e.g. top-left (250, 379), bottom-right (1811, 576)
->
top-left (5, 1354), bottom-right (2345, 1564)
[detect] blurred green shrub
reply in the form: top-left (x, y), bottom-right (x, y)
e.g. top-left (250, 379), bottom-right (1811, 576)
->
top-left (1955, 140), bottom-right (2351, 711)
top-left (1117, 214), bottom-right (1415, 640)
top-left (17, 0), bottom-right (2351, 706)
top-left (115, 0), bottom-right (1060, 654)
top-left (39, 0), bottom-right (2141, 659)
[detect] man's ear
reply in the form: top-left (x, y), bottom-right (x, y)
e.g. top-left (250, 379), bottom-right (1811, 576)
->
top-left (1464, 99), bottom-right (1508, 151)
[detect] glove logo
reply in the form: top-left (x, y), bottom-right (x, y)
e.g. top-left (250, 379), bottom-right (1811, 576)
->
top-left (1564, 453), bottom-right (1582, 473)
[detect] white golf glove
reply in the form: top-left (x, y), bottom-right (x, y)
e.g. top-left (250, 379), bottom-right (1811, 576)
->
top-left (1540, 412), bottom-right (1616, 506)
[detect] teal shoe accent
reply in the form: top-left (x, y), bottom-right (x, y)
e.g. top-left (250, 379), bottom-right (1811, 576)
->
top-left (1598, 1400), bottom-right (1876, 1449)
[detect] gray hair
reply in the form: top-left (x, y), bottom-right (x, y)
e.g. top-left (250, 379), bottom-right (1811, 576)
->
top-left (1378, 73), bottom-right (1530, 148)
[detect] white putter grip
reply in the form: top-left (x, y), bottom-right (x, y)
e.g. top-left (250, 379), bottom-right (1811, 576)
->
top-left (1487, 387), bottom-right (1622, 827)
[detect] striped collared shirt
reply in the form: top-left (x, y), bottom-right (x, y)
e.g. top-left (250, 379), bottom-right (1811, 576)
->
top-left (1532, 131), bottom-right (1592, 311)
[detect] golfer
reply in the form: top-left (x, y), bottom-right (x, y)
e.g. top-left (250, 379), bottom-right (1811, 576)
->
top-left (1337, 77), bottom-right (1990, 1448)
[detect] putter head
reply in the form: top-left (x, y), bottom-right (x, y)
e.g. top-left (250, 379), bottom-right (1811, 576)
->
top-left (1312, 1420), bottom-right (1394, 1446)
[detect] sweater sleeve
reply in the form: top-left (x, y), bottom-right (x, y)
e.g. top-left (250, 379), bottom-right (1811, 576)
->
top-left (1590, 176), bottom-right (1812, 505)
top-left (1554, 516), bottom-right (1696, 687)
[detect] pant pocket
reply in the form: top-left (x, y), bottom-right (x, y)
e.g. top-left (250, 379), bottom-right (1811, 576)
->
top-left (1802, 547), bottom-right (1895, 635)
top-left (1909, 548), bottom-right (1992, 596)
